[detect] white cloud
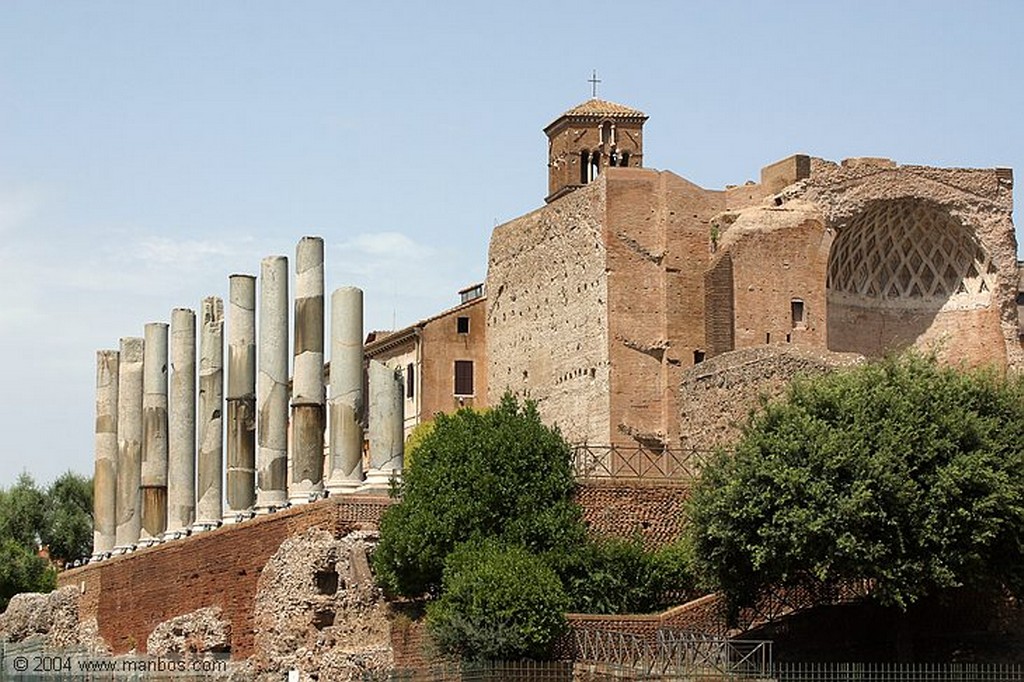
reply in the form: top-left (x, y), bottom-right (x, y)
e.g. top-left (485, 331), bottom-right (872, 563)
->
top-left (0, 186), bottom-right (43, 235)
top-left (134, 235), bottom-right (239, 267)
top-left (343, 232), bottom-right (429, 259)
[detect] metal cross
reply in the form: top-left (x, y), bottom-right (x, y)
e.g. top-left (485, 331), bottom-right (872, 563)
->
top-left (588, 70), bottom-right (601, 98)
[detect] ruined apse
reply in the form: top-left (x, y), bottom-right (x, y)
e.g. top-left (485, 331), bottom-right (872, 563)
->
top-left (486, 98), bottom-right (1020, 451)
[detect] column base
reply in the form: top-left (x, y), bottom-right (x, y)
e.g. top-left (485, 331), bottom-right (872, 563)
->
top-left (190, 520), bottom-right (221, 534)
top-left (111, 544), bottom-right (136, 556)
top-left (357, 468), bottom-right (401, 494)
top-left (222, 510), bottom-right (256, 525)
top-left (255, 491), bottom-right (289, 515)
top-left (288, 485), bottom-right (326, 506)
top-left (162, 528), bottom-right (190, 542)
top-left (136, 536), bottom-right (163, 549)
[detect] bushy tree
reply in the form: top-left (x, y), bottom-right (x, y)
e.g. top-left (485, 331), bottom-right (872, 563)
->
top-left (688, 352), bottom-right (1024, 612)
top-left (426, 541), bottom-right (569, 662)
top-left (42, 472), bottom-right (94, 564)
top-left (373, 393), bottom-right (584, 597)
top-left (0, 473), bottom-right (46, 549)
top-left (0, 539), bottom-right (55, 611)
top-left (546, 536), bottom-right (696, 615)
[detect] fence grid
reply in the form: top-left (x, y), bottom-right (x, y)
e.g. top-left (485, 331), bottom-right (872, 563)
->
top-left (572, 444), bottom-right (712, 482)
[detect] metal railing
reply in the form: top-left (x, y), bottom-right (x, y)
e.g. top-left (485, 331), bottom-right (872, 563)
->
top-left (572, 444), bottom-right (712, 482)
top-left (773, 662), bottom-right (1024, 681)
top-left (572, 627), bottom-right (773, 678)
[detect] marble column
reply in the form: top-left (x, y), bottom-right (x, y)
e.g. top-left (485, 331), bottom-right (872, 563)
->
top-left (290, 237), bottom-right (325, 504)
top-left (326, 286), bottom-right (364, 494)
top-left (139, 322), bottom-right (169, 546)
top-left (193, 296), bottom-right (224, 531)
top-left (225, 274), bottom-right (256, 522)
top-left (256, 255), bottom-right (289, 512)
top-left (361, 360), bottom-right (404, 491)
top-left (92, 350), bottom-right (119, 560)
top-left (114, 336), bottom-right (144, 552)
top-left (165, 308), bottom-right (196, 539)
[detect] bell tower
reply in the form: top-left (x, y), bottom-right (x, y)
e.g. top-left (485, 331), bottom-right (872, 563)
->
top-left (543, 98), bottom-right (647, 204)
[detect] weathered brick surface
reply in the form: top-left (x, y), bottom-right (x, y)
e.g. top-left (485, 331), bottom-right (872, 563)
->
top-left (486, 181), bottom-right (613, 445)
top-left (576, 481), bottom-right (689, 550)
top-left (677, 345), bottom-right (862, 452)
top-left (58, 495), bottom-right (390, 659)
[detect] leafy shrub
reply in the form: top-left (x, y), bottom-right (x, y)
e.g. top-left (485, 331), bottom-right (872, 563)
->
top-left (427, 541), bottom-right (569, 662)
top-left (688, 352), bottom-right (1024, 612)
top-left (373, 393), bottom-right (584, 597)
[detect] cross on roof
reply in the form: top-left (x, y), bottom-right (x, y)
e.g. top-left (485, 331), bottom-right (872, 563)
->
top-left (588, 70), bottom-right (601, 98)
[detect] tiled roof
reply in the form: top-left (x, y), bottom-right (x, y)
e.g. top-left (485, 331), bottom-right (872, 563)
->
top-left (559, 98), bottom-right (647, 119)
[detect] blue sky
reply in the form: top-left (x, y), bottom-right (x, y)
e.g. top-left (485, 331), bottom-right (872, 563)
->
top-left (2, 1), bottom-right (1023, 486)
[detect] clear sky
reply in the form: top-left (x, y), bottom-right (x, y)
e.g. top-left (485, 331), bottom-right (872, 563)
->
top-left (2, 1), bottom-right (1023, 486)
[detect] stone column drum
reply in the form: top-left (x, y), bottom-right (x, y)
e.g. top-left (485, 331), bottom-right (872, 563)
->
top-left (139, 322), bottom-right (169, 545)
top-left (361, 360), bottom-right (404, 491)
top-left (256, 255), bottom-right (289, 512)
top-left (165, 308), bottom-right (196, 538)
top-left (92, 349), bottom-right (119, 560)
top-left (225, 274), bottom-right (257, 522)
top-left (290, 237), bottom-right (326, 504)
top-left (114, 336), bottom-right (144, 552)
top-left (326, 286), bottom-right (364, 494)
top-left (194, 296), bottom-right (224, 531)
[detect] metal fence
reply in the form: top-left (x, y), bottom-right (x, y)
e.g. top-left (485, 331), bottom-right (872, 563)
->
top-left (773, 662), bottom-right (1024, 682)
top-left (572, 444), bottom-right (712, 482)
top-left (383, 660), bottom-right (573, 681)
top-left (572, 628), bottom-right (773, 678)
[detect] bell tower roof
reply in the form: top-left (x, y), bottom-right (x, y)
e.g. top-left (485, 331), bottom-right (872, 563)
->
top-left (545, 98), bottom-right (648, 132)
top-left (544, 98), bottom-right (648, 204)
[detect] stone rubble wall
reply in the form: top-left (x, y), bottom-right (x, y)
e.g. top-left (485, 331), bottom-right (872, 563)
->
top-left (678, 346), bottom-right (863, 452)
top-left (55, 495), bottom-right (391, 659)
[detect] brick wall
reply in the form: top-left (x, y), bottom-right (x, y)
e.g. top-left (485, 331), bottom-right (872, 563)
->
top-left (576, 480), bottom-right (689, 550)
top-left (58, 480), bottom-right (692, 662)
top-left (58, 495), bottom-right (391, 658)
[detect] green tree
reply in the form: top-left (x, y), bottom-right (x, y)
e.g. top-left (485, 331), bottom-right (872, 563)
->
top-left (0, 473), bottom-right (46, 550)
top-left (688, 352), bottom-right (1024, 613)
top-left (0, 539), bottom-right (55, 612)
top-left (42, 471), bottom-right (94, 565)
top-left (373, 393), bottom-right (584, 597)
top-left (426, 541), bottom-right (569, 662)
top-left (545, 536), bottom-right (695, 615)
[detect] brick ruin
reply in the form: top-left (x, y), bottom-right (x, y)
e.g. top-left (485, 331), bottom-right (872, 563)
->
top-left (4, 97), bottom-right (1020, 676)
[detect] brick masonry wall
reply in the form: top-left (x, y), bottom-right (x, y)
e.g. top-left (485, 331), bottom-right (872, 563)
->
top-left (576, 480), bottom-right (689, 551)
top-left (605, 170), bottom-right (724, 449)
top-left (58, 495), bottom-right (391, 658)
top-left (486, 181), bottom-right (613, 445)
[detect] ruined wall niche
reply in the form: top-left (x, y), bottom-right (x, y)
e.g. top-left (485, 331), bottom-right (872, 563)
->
top-left (826, 198), bottom-right (1000, 357)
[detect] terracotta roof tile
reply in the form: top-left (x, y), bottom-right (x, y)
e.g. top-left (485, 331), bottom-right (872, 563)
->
top-left (560, 98), bottom-right (647, 119)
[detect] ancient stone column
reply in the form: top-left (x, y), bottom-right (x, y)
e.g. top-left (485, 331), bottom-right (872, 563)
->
top-left (193, 296), bottom-right (224, 531)
top-left (361, 360), bottom-right (404, 491)
top-left (114, 336), bottom-right (144, 552)
top-left (225, 274), bottom-right (257, 522)
top-left (92, 349), bottom-right (119, 560)
top-left (290, 237), bottom-right (326, 504)
top-left (139, 322), bottom-right (169, 546)
top-left (326, 286), bottom-right (364, 494)
top-left (256, 255), bottom-right (289, 512)
top-left (165, 308), bottom-right (196, 539)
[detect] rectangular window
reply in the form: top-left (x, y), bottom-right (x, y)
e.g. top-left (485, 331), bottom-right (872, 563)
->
top-left (454, 360), bottom-right (474, 396)
top-left (791, 299), bottom-right (806, 328)
top-left (406, 363), bottom-right (415, 399)
top-left (457, 316), bottom-right (470, 334)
